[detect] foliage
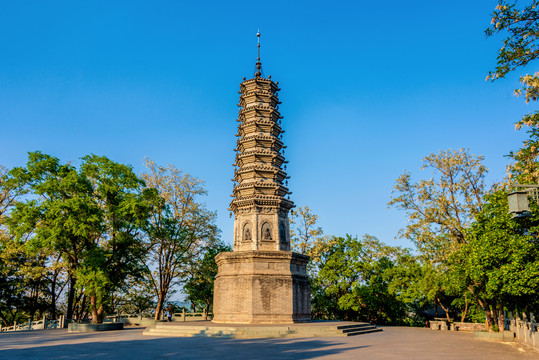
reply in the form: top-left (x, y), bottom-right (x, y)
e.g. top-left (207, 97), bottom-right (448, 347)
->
top-left (4, 152), bottom-right (157, 323)
top-left (289, 206), bottom-right (324, 256)
top-left (448, 189), bottom-right (539, 328)
top-left (486, 1), bottom-right (539, 82)
top-left (311, 234), bottom-right (409, 325)
top-left (141, 158), bottom-right (220, 320)
top-left (389, 148), bottom-right (487, 263)
top-left (486, 1), bottom-right (539, 183)
top-left (183, 241), bottom-right (231, 316)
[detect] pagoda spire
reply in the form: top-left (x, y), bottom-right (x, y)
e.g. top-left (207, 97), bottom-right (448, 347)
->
top-left (255, 31), bottom-right (262, 78)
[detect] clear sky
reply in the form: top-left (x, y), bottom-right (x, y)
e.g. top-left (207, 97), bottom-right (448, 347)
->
top-left (0, 1), bottom-right (534, 249)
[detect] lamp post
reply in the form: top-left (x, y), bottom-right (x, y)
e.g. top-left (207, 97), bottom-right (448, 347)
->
top-left (508, 191), bottom-right (530, 218)
top-left (508, 185), bottom-right (539, 218)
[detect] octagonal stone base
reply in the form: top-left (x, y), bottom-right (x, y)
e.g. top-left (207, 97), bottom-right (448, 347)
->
top-left (213, 251), bottom-right (310, 324)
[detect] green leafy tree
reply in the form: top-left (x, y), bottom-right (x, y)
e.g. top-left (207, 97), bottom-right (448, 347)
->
top-left (383, 253), bottom-right (436, 325)
top-left (449, 190), bottom-right (539, 330)
top-left (312, 234), bottom-right (407, 324)
top-left (6, 152), bottom-right (157, 323)
top-left (5, 153), bottom-right (94, 320)
top-left (388, 149), bottom-right (488, 320)
top-left (0, 165), bottom-right (26, 326)
top-left (79, 155), bottom-right (157, 322)
top-left (183, 241), bottom-right (231, 318)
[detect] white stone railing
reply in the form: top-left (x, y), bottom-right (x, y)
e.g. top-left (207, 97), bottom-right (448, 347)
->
top-left (504, 312), bottom-right (538, 351)
top-left (0, 316), bottom-right (60, 332)
top-left (0, 310), bottom-right (213, 332)
top-left (103, 310), bottom-right (213, 324)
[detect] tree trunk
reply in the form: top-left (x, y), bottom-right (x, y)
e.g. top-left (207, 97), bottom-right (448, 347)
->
top-left (97, 304), bottom-right (104, 323)
top-left (497, 304), bottom-right (504, 331)
top-left (484, 308), bottom-right (492, 331)
top-left (90, 294), bottom-right (99, 324)
top-left (66, 275), bottom-right (76, 319)
top-left (490, 305), bottom-right (499, 332)
top-left (460, 294), bottom-right (469, 323)
top-left (205, 299), bottom-right (211, 320)
top-left (50, 271), bottom-right (58, 320)
top-left (154, 288), bottom-right (168, 321)
top-left (437, 297), bottom-right (451, 322)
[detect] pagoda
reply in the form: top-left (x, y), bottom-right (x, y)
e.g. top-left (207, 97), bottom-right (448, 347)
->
top-left (212, 33), bottom-right (311, 324)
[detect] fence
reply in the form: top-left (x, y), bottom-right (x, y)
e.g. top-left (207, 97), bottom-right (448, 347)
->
top-left (172, 309), bottom-right (212, 321)
top-left (0, 310), bottom-right (208, 332)
top-left (102, 309), bottom-right (212, 324)
top-left (504, 312), bottom-right (538, 351)
top-left (0, 316), bottom-right (62, 332)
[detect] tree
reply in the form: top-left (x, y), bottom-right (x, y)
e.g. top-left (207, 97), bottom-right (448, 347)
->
top-left (6, 152), bottom-right (157, 323)
top-left (184, 241), bottom-right (231, 318)
top-left (4, 153), bottom-right (93, 320)
top-left (486, 1), bottom-right (539, 183)
top-left (388, 149), bottom-right (487, 264)
top-left (388, 149), bottom-right (488, 320)
top-left (0, 165), bottom-right (25, 326)
top-left (77, 154), bottom-right (157, 323)
top-left (449, 189), bottom-right (539, 330)
top-left (141, 159), bottom-right (220, 320)
top-left (312, 234), bottom-right (408, 324)
top-left (289, 206), bottom-right (324, 256)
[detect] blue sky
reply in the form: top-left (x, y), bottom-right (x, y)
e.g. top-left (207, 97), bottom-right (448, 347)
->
top-left (0, 1), bottom-right (534, 249)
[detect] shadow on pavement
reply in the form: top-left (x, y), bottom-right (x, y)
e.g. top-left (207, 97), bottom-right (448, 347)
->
top-left (0, 332), bottom-right (369, 359)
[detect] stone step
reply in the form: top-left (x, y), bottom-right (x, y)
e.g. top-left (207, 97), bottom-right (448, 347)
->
top-left (336, 323), bottom-right (374, 330)
top-left (343, 328), bottom-right (383, 336)
top-left (341, 325), bottom-right (378, 333)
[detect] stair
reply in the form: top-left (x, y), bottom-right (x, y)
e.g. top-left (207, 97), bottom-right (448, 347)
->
top-left (338, 323), bottom-right (383, 336)
top-left (142, 322), bottom-right (382, 339)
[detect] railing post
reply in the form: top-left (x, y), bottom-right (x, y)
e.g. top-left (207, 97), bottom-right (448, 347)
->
top-left (14, 321), bottom-right (17, 331)
top-left (182, 308), bottom-right (185, 322)
top-left (43, 315), bottom-right (47, 330)
top-left (28, 318), bottom-right (32, 330)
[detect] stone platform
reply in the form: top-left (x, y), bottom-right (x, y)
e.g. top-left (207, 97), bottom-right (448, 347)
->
top-left (142, 320), bottom-right (381, 339)
top-left (213, 251), bottom-right (310, 324)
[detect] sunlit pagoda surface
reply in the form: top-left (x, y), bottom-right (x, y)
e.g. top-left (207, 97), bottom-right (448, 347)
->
top-left (212, 36), bottom-right (311, 324)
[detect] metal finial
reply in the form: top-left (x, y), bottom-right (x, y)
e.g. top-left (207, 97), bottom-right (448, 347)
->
top-left (256, 29), bottom-right (260, 60)
top-left (255, 30), bottom-right (262, 78)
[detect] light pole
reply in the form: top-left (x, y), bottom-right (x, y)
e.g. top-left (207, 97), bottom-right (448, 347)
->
top-left (508, 185), bottom-right (539, 218)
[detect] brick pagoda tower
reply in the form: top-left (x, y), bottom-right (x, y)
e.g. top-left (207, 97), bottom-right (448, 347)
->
top-left (212, 33), bottom-right (310, 324)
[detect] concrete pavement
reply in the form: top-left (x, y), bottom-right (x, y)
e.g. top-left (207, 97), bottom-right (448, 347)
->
top-left (0, 326), bottom-right (537, 359)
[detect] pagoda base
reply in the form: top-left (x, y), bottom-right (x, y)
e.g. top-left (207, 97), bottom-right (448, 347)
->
top-left (212, 250), bottom-right (310, 324)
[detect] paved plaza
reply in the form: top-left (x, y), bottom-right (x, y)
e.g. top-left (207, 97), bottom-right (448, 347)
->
top-left (0, 326), bottom-right (537, 359)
